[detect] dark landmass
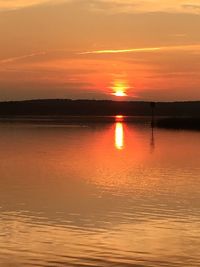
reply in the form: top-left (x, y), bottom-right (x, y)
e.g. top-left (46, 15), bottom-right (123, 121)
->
top-left (0, 99), bottom-right (200, 117)
top-left (0, 100), bottom-right (200, 129)
top-left (156, 117), bottom-right (200, 130)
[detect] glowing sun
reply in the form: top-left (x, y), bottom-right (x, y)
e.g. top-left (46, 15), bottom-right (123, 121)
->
top-left (111, 80), bottom-right (129, 97)
top-left (114, 90), bottom-right (127, 97)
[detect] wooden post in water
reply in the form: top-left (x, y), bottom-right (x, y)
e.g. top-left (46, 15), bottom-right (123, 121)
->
top-left (150, 102), bottom-right (156, 128)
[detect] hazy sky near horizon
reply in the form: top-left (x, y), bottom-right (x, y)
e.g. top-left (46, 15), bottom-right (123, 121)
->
top-left (0, 0), bottom-right (200, 101)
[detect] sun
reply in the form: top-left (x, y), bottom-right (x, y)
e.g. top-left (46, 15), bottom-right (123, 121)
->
top-left (114, 90), bottom-right (127, 97)
top-left (111, 80), bottom-right (129, 97)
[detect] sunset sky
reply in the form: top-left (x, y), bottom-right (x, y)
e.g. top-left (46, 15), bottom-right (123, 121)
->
top-left (0, 0), bottom-right (200, 101)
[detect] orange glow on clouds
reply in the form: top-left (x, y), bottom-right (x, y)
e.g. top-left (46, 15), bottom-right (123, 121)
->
top-left (80, 44), bottom-right (200, 55)
top-left (0, 0), bottom-right (200, 101)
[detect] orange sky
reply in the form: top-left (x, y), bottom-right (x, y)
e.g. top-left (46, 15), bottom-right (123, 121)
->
top-left (0, 0), bottom-right (200, 101)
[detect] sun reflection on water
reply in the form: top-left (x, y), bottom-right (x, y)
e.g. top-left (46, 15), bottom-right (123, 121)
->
top-left (115, 115), bottom-right (124, 121)
top-left (115, 122), bottom-right (124, 150)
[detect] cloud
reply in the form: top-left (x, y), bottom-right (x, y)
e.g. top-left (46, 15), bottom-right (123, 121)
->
top-left (0, 51), bottom-right (47, 64)
top-left (80, 44), bottom-right (200, 55)
top-left (0, 0), bottom-right (66, 11)
top-left (80, 47), bottom-right (160, 55)
top-left (182, 4), bottom-right (200, 10)
top-left (87, 0), bottom-right (200, 15)
top-left (1, 0), bottom-right (200, 14)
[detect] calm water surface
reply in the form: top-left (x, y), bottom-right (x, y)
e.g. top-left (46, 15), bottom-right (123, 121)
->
top-left (0, 119), bottom-right (200, 266)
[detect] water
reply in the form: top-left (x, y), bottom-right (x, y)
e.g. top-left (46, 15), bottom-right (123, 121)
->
top-left (0, 119), bottom-right (200, 266)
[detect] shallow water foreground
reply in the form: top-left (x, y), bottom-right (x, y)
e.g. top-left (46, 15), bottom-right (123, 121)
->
top-left (0, 121), bottom-right (200, 267)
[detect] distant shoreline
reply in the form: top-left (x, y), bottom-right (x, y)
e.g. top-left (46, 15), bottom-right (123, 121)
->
top-left (0, 99), bottom-right (199, 117)
top-left (0, 99), bottom-right (200, 130)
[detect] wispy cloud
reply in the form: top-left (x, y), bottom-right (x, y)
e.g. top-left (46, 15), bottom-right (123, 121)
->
top-left (1, 0), bottom-right (200, 14)
top-left (0, 51), bottom-right (47, 64)
top-left (1, 44), bottom-right (199, 65)
top-left (88, 0), bottom-right (200, 15)
top-left (80, 44), bottom-right (200, 55)
top-left (80, 47), bottom-right (160, 55)
top-left (0, 0), bottom-right (66, 11)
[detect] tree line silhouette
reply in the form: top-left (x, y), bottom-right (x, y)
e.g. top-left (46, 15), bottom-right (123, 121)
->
top-left (0, 99), bottom-right (199, 117)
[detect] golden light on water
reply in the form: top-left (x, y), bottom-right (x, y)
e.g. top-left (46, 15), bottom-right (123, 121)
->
top-left (115, 122), bottom-right (124, 150)
top-left (115, 115), bottom-right (124, 121)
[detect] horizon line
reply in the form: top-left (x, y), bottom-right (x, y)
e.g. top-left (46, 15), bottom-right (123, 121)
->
top-left (1, 98), bottom-right (200, 103)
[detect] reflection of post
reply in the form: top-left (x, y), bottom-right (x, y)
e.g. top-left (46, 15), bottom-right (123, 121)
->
top-left (115, 122), bottom-right (124, 150)
top-left (150, 102), bottom-right (156, 128)
top-left (150, 127), bottom-right (155, 153)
